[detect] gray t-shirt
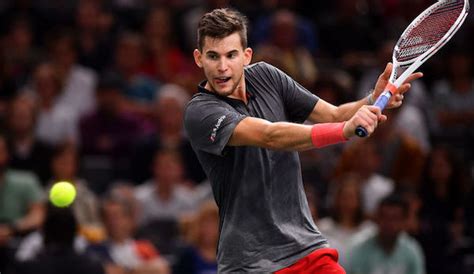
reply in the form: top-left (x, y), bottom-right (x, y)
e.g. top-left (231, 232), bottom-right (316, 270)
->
top-left (184, 62), bottom-right (328, 272)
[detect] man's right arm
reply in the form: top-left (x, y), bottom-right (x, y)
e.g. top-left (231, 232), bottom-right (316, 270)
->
top-left (228, 117), bottom-right (315, 151)
top-left (185, 96), bottom-right (382, 155)
top-left (228, 105), bottom-right (383, 151)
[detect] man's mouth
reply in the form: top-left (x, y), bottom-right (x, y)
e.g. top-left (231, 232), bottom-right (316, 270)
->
top-left (215, 77), bottom-right (231, 84)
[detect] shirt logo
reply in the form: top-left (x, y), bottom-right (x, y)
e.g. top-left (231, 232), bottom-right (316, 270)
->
top-left (210, 115), bottom-right (226, 142)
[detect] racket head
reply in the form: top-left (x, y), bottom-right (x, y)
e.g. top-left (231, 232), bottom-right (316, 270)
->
top-left (390, 0), bottom-right (469, 80)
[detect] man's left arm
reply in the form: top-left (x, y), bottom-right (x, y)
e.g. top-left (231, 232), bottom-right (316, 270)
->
top-left (308, 63), bottom-right (423, 123)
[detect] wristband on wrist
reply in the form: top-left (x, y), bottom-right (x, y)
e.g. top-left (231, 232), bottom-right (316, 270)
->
top-left (311, 122), bottom-right (348, 148)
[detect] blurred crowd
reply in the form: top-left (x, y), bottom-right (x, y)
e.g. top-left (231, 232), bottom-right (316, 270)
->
top-left (0, 0), bottom-right (473, 274)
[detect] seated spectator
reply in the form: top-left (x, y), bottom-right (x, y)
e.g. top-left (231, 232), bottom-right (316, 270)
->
top-left (174, 200), bottom-right (218, 274)
top-left (107, 31), bottom-right (159, 118)
top-left (347, 194), bottom-right (425, 274)
top-left (417, 145), bottom-right (470, 274)
top-left (48, 144), bottom-right (104, 242)
top-left (86, 194), bottom-right (170, 274)
top-left (131, 84), bottom-right (205, 184)
top-left (25, 62), bottom-right (79, 146)
top-left (47, 30), bottom-right (97, 118)
top-left (253, 9), bottom-right (318, 88)
top-left (75, 0), bottom-right (115, 71)
top-left (6, 95), bottom-right (54, 184)
top-left (0, 133), bottom-right (45, 272)
top-left (2, 16), bottom-right (40, 91)
top-left (318, 174), bottom-right (375, 267)
top-left (371, 110), bottom-right (427, 188)
top-left (14, 205), bottom-right (104, 274)
top-left (135, 148), bottom-right (195, 225)
top-left (141, 7), bottom-right (190, 85)
top-left (431, 47), bottom-right (474, 153)
top-left (79, 72), bottom-right (145, 194)
top-left (333, 141), bottom-right (394, 216)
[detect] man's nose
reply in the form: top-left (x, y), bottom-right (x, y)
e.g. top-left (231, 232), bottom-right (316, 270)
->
top-left (217, 58), bottom-right (229, 72)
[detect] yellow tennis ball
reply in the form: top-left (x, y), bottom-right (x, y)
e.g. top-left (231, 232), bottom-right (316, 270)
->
top-left (49, 181), bottom-right (76, 207)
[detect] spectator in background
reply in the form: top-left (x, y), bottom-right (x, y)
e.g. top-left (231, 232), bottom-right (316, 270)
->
top-left (107, 182), bottom-right (141, 225)
top-left (79, 72), bottom-right (144, 193)
top-left (141, 7), bottom-right (190, 85)
top-left (336, 113), bottom-right (426, 194)
top-left (334, 141), bottom-right (394, 216)
top-left (0, 133), bottom-right (45, 272)
top-left (131, 84), bottom-right (205, 184)
top-left (431, 47), bottom-right (474, 152)
top-left (86, 194), bottom-right (170, 274)
top-left (370, 109), bottom-right (427, 189)
top-left (135, 148), bottom-right (195, 225)
top-left (2, 16), bottom-right (40, 90)
top-left (108, 31), bottom-right (159, 118)
top-left (317, 0), bottom-right (378, 64)
top-left (14, 205), bottom-right (105, 274)
top-left (6, 95), bottom-right (53, 184)
top-left (174, 200), bottom-right (218, 274)
top-left (318, 174), bottom-right (375, 267)
top-left (253, 9), bottom-right (318, 88)
top-left (347, 194), bottom-right (425, 274)
top-left (25, 62), bottom-right (79, 146)
top-left (417, 145), bottom-right (469, 274)
top-left (0, 46), bottom-right (17, 128)
top-left (48, 144), bottom-right (103, 241)
top-left (48, 30), bottom-right (97, 118)
top-left (75, 0), bottom-right (116, 71)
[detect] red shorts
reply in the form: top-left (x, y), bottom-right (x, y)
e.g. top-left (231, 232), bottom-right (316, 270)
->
top-left (275, 248), bottom-right (346, 274)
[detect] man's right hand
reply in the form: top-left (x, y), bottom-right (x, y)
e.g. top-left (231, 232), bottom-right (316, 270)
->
top-left (343, 105), bottom-right (387, 138)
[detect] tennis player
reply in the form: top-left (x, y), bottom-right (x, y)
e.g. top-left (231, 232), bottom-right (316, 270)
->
top-left (184, 8), bottom-right (422, 273)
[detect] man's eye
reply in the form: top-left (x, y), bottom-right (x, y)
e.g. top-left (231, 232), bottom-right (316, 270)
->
top-left (228, 52), bottom-right (237, 58)
top-left (208, 54), bottom-right (218, 60)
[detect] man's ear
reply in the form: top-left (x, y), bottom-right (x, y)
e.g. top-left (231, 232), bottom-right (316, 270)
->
top-left (244, 47), bottom-right (253, 66)
top-left (193, 49), bottom-right (203, 68)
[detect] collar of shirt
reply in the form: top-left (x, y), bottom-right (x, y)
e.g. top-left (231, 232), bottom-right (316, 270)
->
top-left (197, 80), bottom-right (256, 105)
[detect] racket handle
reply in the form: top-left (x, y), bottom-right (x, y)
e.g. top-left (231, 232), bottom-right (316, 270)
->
top-left (355, 90), bottom-right (393, 137)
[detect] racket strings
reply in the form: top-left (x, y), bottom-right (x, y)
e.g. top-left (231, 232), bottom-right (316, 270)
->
top-left (396, 1), bottom-right (464, 62)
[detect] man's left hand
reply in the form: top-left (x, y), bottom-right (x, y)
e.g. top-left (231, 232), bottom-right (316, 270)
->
top-left (372, 63), bottom-right (423, 109)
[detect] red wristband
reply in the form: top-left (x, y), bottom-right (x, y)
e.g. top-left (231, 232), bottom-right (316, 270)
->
top-left (311, 122), bottom-right (348, 148)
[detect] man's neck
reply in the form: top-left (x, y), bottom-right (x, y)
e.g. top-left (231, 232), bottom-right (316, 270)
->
top-left (229, 78), bottom-right (247, 103)
top-left (377, 234), bottom-right (399, 254)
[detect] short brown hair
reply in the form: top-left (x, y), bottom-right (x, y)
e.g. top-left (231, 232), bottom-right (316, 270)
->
top-left (197, 8), bottom-right (248, 51)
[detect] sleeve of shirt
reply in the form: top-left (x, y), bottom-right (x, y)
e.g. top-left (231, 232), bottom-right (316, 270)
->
top-left (184, 98), bottom-right (246, 156)
top-left (261, 62), bottom-right (319, 123)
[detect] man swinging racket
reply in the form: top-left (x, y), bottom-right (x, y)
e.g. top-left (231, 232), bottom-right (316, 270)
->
top-left (184, 8), bottom-right (422, 273)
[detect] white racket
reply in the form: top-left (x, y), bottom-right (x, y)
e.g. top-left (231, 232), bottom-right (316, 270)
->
top-left (356, 0), bottom-right (470, 137)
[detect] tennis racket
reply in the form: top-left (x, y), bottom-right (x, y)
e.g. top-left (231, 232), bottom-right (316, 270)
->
top-left (355, 0), bottom-right (470, 137)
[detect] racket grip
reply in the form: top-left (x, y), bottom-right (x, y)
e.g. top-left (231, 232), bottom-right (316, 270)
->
top-left (355, 90), bottom-right (393, 137)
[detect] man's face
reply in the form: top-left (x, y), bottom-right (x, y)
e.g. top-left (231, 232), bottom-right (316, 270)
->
top-left (194, 32), bottom-right (252, 97)
top-left (377, 205), bottom-right (406, 241)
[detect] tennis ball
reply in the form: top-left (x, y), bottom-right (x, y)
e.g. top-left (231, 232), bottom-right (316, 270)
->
top-left (49, 181), bottom-right (76, 207)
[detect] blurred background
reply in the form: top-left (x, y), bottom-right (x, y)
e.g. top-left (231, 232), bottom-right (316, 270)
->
top-left (0, 0), bottom-right (473, 273)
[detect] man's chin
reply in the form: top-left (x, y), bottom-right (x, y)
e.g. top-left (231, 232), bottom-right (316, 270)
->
top-left (210, 85), bottom-right (233, 97)
top-left (215, 89), bottom-right (234, 97)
